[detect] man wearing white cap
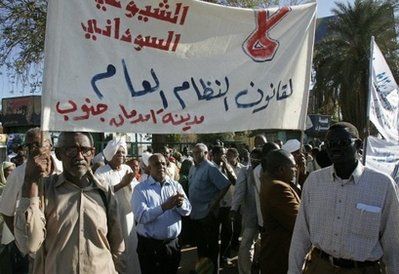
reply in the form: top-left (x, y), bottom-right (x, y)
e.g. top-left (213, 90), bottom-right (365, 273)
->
top-left (95, 139), bottom-right (141, 274)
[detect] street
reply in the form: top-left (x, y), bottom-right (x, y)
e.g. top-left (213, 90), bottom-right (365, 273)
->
top-left (179, 246), bottom-right (239, 274)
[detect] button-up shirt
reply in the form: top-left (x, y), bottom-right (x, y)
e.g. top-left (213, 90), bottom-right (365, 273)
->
top-left (231, 165), bottom-right (258, 228)
top-left (132, 176), bottom-right (191, 240)
top-left (288, 162), bottom-right (399, 274)
top-left (14, 173), bottom-right (124, 274)
top-left (188, 160), bottom-right (231, 220)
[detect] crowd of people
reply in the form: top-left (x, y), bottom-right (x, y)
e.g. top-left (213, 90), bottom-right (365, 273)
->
top-left (0, 122), bottom-right (398, 274)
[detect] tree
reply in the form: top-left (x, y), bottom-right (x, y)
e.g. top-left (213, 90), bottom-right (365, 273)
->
top-left (312, 0), bottom-right (399, 136)
top-left (0, 1), bottom-right (47, 76)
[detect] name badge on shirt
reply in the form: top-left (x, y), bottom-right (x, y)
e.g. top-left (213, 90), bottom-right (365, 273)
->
top-left (356, 203), bottom-right (381, 213)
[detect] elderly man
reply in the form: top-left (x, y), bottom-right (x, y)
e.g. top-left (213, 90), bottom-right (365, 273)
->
top-left (189, 143), bottom-right (234, 273)
top-left (289, 122), bottom-right (399, 274)
top-left (132, 153), bottom-right (191, 274)
top-left (95, 139), bottom-right (140, 273)
top-left (14, 132), bottom-right (125, 274)
top-left (259, 149), bottom-right (300, 274)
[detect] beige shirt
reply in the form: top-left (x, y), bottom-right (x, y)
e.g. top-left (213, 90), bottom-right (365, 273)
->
top-left (288, 162), bottom-right (399, 274)
top-left (14, 173), bottom-right (125, 274)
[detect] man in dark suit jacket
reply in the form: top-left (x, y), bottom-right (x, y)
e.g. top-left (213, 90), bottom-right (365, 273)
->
top-left (259, 149), bottom-right (301, 274)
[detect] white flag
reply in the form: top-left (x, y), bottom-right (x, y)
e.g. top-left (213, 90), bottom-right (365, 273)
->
top-left (365, 136), bottom-right (399, 176)
top-left (369, 40), bottom-right (399, 143)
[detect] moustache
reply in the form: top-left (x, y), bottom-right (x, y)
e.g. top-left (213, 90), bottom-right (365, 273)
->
top-left (72, 161), bottom-right (87, 166)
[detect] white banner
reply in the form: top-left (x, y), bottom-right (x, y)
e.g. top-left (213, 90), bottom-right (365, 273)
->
top-left (369, 40), bottom-right (399, 142)
top-left (366, 136), bottom-right (399, 176)
top-left (42, 0), bottom-right (316, 133)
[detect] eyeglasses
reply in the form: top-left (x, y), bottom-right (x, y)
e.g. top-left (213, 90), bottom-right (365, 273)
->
top-left (63, 146), bottom-right (94, 157)
top-left (325, 138), bottom-right (357, 149)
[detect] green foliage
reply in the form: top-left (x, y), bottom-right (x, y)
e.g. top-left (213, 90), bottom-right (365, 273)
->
top-left (0, 0), bottom-right (47, 75)
top-left (313, 0), bottom-right (399, 135)
top-left (197, 132), bottom-right (235, 144)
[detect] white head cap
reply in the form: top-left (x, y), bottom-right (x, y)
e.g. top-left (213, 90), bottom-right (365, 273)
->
top-left (103, 139), bottom-right (127, 162)
top-left (282, 139), bottom-right (301, 153)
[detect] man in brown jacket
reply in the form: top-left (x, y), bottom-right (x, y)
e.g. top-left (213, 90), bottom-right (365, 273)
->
top-left (259, 149), bottom-right (300, 274)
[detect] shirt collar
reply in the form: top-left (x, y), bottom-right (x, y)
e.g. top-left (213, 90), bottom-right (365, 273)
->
top-left (148, 175), bottom-right (171, 186)
top-left (195, 159), bottom-right (207, 167)
top-left (331, 161), bottom-right (364, 184)
top-left (54, 172), bottom-right (101, 189)
top-left (54, 173), bottom-right (66, 188)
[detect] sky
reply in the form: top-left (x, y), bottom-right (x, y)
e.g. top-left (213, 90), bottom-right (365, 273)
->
top-left (317, 0), bottom-right (354, 18)
top-left (0, 0), bottom-right (356, 99)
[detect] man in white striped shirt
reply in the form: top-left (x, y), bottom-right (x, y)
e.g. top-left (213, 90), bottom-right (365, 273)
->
top-left (288, 122), bottom-right (399, 274)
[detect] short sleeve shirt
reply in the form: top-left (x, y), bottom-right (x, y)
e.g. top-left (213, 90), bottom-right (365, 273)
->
top-left (188, 160), bottom-right (230, 220)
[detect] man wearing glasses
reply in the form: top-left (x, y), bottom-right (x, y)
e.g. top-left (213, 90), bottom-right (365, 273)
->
top-left (14, 132), bottom-right (125, 274)
top-left (288, 122), bottom-right (399, 274)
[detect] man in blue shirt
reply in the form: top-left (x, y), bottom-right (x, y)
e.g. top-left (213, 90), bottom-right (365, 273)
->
top-left (132, 153), bottom-right (191, 274)
top-left (188, 143), bottom-right (233, 273)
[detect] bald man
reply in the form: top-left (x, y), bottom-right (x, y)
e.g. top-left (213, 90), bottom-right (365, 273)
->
top-left (132, 153), bottom-right (191, 274)
top-left (259, 149), bottom-right (300, 274)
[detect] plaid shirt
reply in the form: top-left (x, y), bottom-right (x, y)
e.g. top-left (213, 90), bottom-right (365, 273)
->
top-left (288, 162), bottom-right (399, 274)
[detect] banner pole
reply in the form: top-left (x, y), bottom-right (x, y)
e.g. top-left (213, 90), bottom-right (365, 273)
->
top-left (363, 36), bottom-right (374, 165)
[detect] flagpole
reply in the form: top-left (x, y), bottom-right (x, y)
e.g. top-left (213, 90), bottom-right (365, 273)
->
top-left (363, 36), bottom-right (374, 165)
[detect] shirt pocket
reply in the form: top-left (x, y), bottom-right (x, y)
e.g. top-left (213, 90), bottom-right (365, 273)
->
top-left (193, 173), bottom-right (210, 191)
top-left (350, 208), bottom-right (381, 239)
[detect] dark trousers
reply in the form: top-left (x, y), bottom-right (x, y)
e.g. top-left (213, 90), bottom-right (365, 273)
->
top-left (218, 207), bottom-right (233, 259)
top-left (192, 214), bottom-right (220, 274)
top-left (0, 241), bottom-right (29, 274)
top-left (179, 216), bottom-right (196, 247)
top-left (231, 211), bottom-right (242, 249)
top-left (304, 249), bottom-right (384, 274)
top-left (136, 234), bottom-right (181, 274)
